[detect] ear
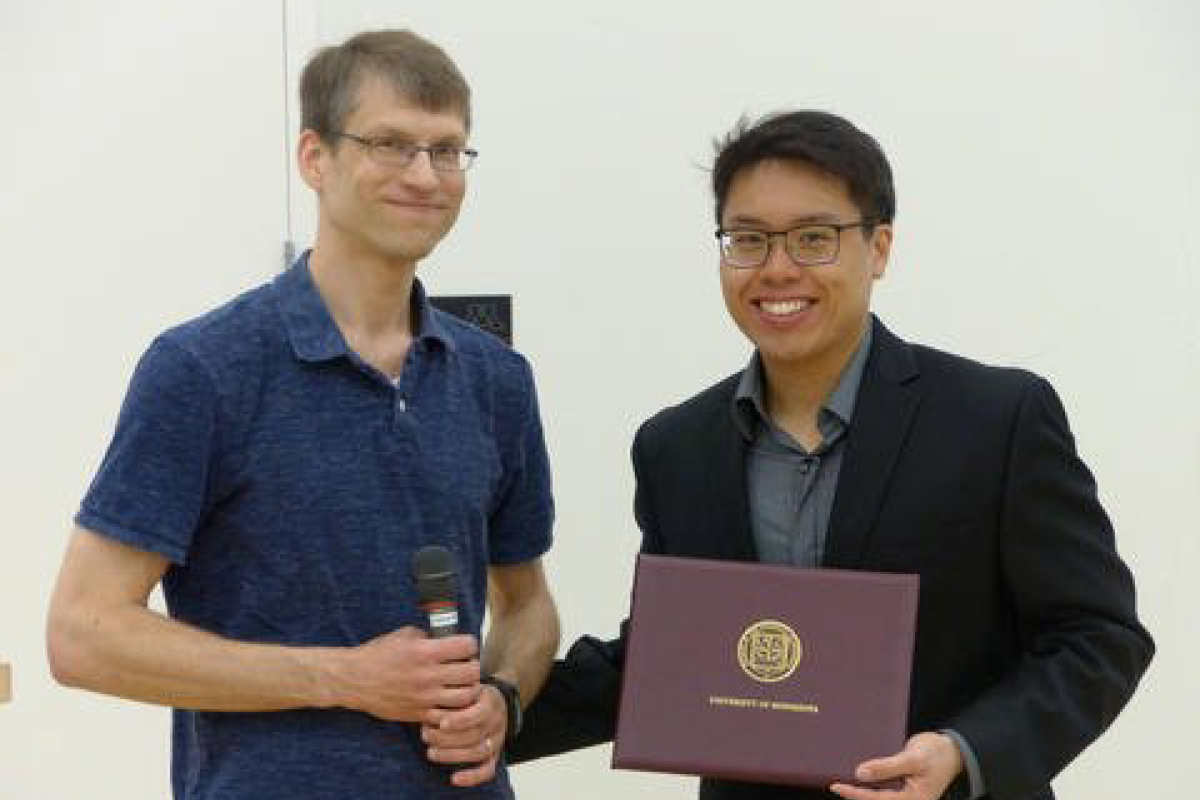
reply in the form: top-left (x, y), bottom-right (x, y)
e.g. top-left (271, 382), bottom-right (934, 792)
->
top-left (296, 129), bottom-right (328, 192)
top-left (868, 224), bottom-right (893, 279)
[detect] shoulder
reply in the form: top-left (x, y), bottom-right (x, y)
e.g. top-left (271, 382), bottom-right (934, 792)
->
top-left (437, 309), bottom-right (536, 391)
top-left (635, 372), bottom-right (742, 454)
top-left (873, 320), bottom-right (1045, 410)
top-left (910, 341), bottom-right (1040, 396)
top-left (152, 281), bottom-right (280, 385)
top-left (433, 311), bottom-right (548, 451)
top-left (872, 323), bottom-right (1067, 442)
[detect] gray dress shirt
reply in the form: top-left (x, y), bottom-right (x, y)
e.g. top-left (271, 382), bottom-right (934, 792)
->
top-left (732, 329), bottom-right (871, 567)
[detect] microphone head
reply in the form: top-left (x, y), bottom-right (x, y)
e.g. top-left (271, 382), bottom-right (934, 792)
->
top-left (413, 545), bottom-right (458, 605)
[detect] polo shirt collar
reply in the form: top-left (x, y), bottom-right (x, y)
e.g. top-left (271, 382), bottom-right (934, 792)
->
top-left (276, 250), bottom-right (456, 363)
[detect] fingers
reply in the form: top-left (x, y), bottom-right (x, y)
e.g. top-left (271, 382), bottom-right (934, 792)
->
top-left (856, 749), bottom-right (919, 783)
top-left (421, 693), bottom-right (500, 748)
top-left (421, 714), bottom-right (489, 749)
top-left (423, 718), bottom-right (502, 781)
top-left (391, 630), bottom-right (482, 702)
top-left (422, 684), bottom-right (483, 719)
top-left (440, 682), bottom-right (504, 727)
top-left (828, 733), bottom-right (964, 800)
top-left (383, 629), bottom-right (479, 662)
top-left (422, 633), bottom-right (481, 663)
top-left (342, 629), bottom-right (483, 722)
top-left (828, 783), bottom-right (899, 800)
top-left (380, 668), bottom-right (481, 724)
top-left (448, 752), bottom-right (499, 788)
top-left (828, 741), bottom-right (919, 800)
top-left (426, 736), bottom-right (496, 767)
top-left (417, 636), bottom-right (481, 698)
top-left (422, 688), bottom-right (505, 780)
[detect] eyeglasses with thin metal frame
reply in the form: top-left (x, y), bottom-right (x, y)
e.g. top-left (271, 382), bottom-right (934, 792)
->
top-left (331, 132), bottom-right (479, 172)
top-left (715, 220), bottom-right (878, 269)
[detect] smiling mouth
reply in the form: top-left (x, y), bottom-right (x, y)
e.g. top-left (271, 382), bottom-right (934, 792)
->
top-left (757, 299), bottom-right (814, 316)
top-left (384, 200), bottom-right (444, 210)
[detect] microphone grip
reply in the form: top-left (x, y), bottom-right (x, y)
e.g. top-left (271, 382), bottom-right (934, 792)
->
top-left (423, 600), bottom-right (460, 638)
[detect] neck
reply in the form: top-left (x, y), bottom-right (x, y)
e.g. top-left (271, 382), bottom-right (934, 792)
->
top-left (308, 234), bottom-right (417, 339)
top-left (761, 321), bottom-right (869, 440)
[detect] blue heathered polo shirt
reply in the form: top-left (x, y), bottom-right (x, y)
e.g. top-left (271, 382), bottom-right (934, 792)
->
top-left (76, 253), bottom-right (554, 800)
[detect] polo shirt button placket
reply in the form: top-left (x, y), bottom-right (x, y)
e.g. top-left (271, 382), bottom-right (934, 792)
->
top-left (391, 393), bottom-right (417, 439)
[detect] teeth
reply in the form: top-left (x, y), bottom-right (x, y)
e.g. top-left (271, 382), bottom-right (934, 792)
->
top-left (760, 299), bottom-right (813, 315)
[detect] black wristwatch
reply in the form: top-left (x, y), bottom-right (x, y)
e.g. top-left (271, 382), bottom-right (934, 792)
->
top-left (482, 675), bottom-right (522, 739)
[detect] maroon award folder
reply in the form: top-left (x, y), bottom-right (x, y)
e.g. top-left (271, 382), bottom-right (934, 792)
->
top-left (612, 554), bottom-right (918, 789)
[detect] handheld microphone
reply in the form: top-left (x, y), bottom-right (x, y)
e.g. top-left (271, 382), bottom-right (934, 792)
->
top-left (412, 545), bottom-right (478, 775)
top-left (413, 545), bottom-right (460, 638)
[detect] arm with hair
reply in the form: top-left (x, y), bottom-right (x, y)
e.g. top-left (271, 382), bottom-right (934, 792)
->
top-left (46, 527), bottom-right (482, 721)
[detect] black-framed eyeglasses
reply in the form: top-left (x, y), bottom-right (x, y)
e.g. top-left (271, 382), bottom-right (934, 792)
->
top-left (715, 221), bottom-right (878, 269)
top-left (331, 132), bottom-right (478, 172)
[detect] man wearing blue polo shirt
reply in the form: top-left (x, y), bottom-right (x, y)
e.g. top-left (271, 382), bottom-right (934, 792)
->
top-left (46, 30), bottom-right (559, 800)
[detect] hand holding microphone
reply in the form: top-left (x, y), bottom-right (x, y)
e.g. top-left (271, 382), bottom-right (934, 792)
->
top-left (328, 546), bottom-right (478, 724)
top-left (413, 545), bottom-right (513, 787)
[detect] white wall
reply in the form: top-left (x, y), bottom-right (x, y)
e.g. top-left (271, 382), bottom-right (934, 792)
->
top-left (1, 2), bottom-right (287, 797)
top-left (3, 1), bottom-right (1196, 798)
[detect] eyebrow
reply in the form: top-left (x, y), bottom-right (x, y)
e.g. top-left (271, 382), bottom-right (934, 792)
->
top-left (362, 128), bottom-right (467, 146)
top-left (724, 212), bottom-right (843, 227)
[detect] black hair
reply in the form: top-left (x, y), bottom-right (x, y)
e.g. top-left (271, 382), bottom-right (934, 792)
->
top-left (712, 110), bottom-right (895, 228)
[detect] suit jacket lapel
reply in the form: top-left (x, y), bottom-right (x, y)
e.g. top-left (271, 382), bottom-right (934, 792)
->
top-left (702, 382), bottom-right (758, 562)
top-left (824, 318), bottom-right (921, 569)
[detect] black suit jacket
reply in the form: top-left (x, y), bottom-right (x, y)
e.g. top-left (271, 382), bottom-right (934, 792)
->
top-left (510, 319), bottom-right (1153, 800)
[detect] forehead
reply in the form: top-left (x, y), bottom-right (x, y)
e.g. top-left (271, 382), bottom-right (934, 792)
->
top-left (345, 75), bottom-right (468, 140)
top-left (723, 159), bottom-right (857, 223)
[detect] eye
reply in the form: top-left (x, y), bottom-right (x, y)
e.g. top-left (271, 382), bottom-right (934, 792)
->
top-left (792, 229), bottom-right (835, 247)
top-left (729, 232), bottom-right (767, 247)
top-left (373, 138), bottom-right (412, 155)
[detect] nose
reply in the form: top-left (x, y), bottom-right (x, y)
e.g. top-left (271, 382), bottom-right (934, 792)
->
top-left (758, 233), bottom-right (796, 280)
top-left (400, 150), bottom-right (440, 189)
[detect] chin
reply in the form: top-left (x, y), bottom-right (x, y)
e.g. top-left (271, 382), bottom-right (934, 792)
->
top-left (757, 339), bottom-right (828, 369)
top-left (754, 331), bottom-right (816, 357)
top-left (377, 234), bottom-right (441, 264)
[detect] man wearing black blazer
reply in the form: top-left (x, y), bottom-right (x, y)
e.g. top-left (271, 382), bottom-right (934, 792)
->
top-left (509, 111), bottom-right (1153, 800)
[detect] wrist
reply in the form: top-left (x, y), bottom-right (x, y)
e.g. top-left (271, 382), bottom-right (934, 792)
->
top-left (938, 729), bottom-right (980, 800)
top-left (482, 674), bottom-right (522, 739)
top-left (307, 646), bottom-right (355, 710)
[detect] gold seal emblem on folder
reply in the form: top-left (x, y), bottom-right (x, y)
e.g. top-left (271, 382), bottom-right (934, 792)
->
top-left (737, 620), bottom-right (802, 683)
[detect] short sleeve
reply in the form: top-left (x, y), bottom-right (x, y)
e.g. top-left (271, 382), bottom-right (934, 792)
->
top-left (486, 356), bottom-right (554, 564)
top-left (76, 335), bottom-right (220, 564)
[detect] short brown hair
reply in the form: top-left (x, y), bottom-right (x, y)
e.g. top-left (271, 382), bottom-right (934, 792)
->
top-left (300, 30), bottom-right (471, 138)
